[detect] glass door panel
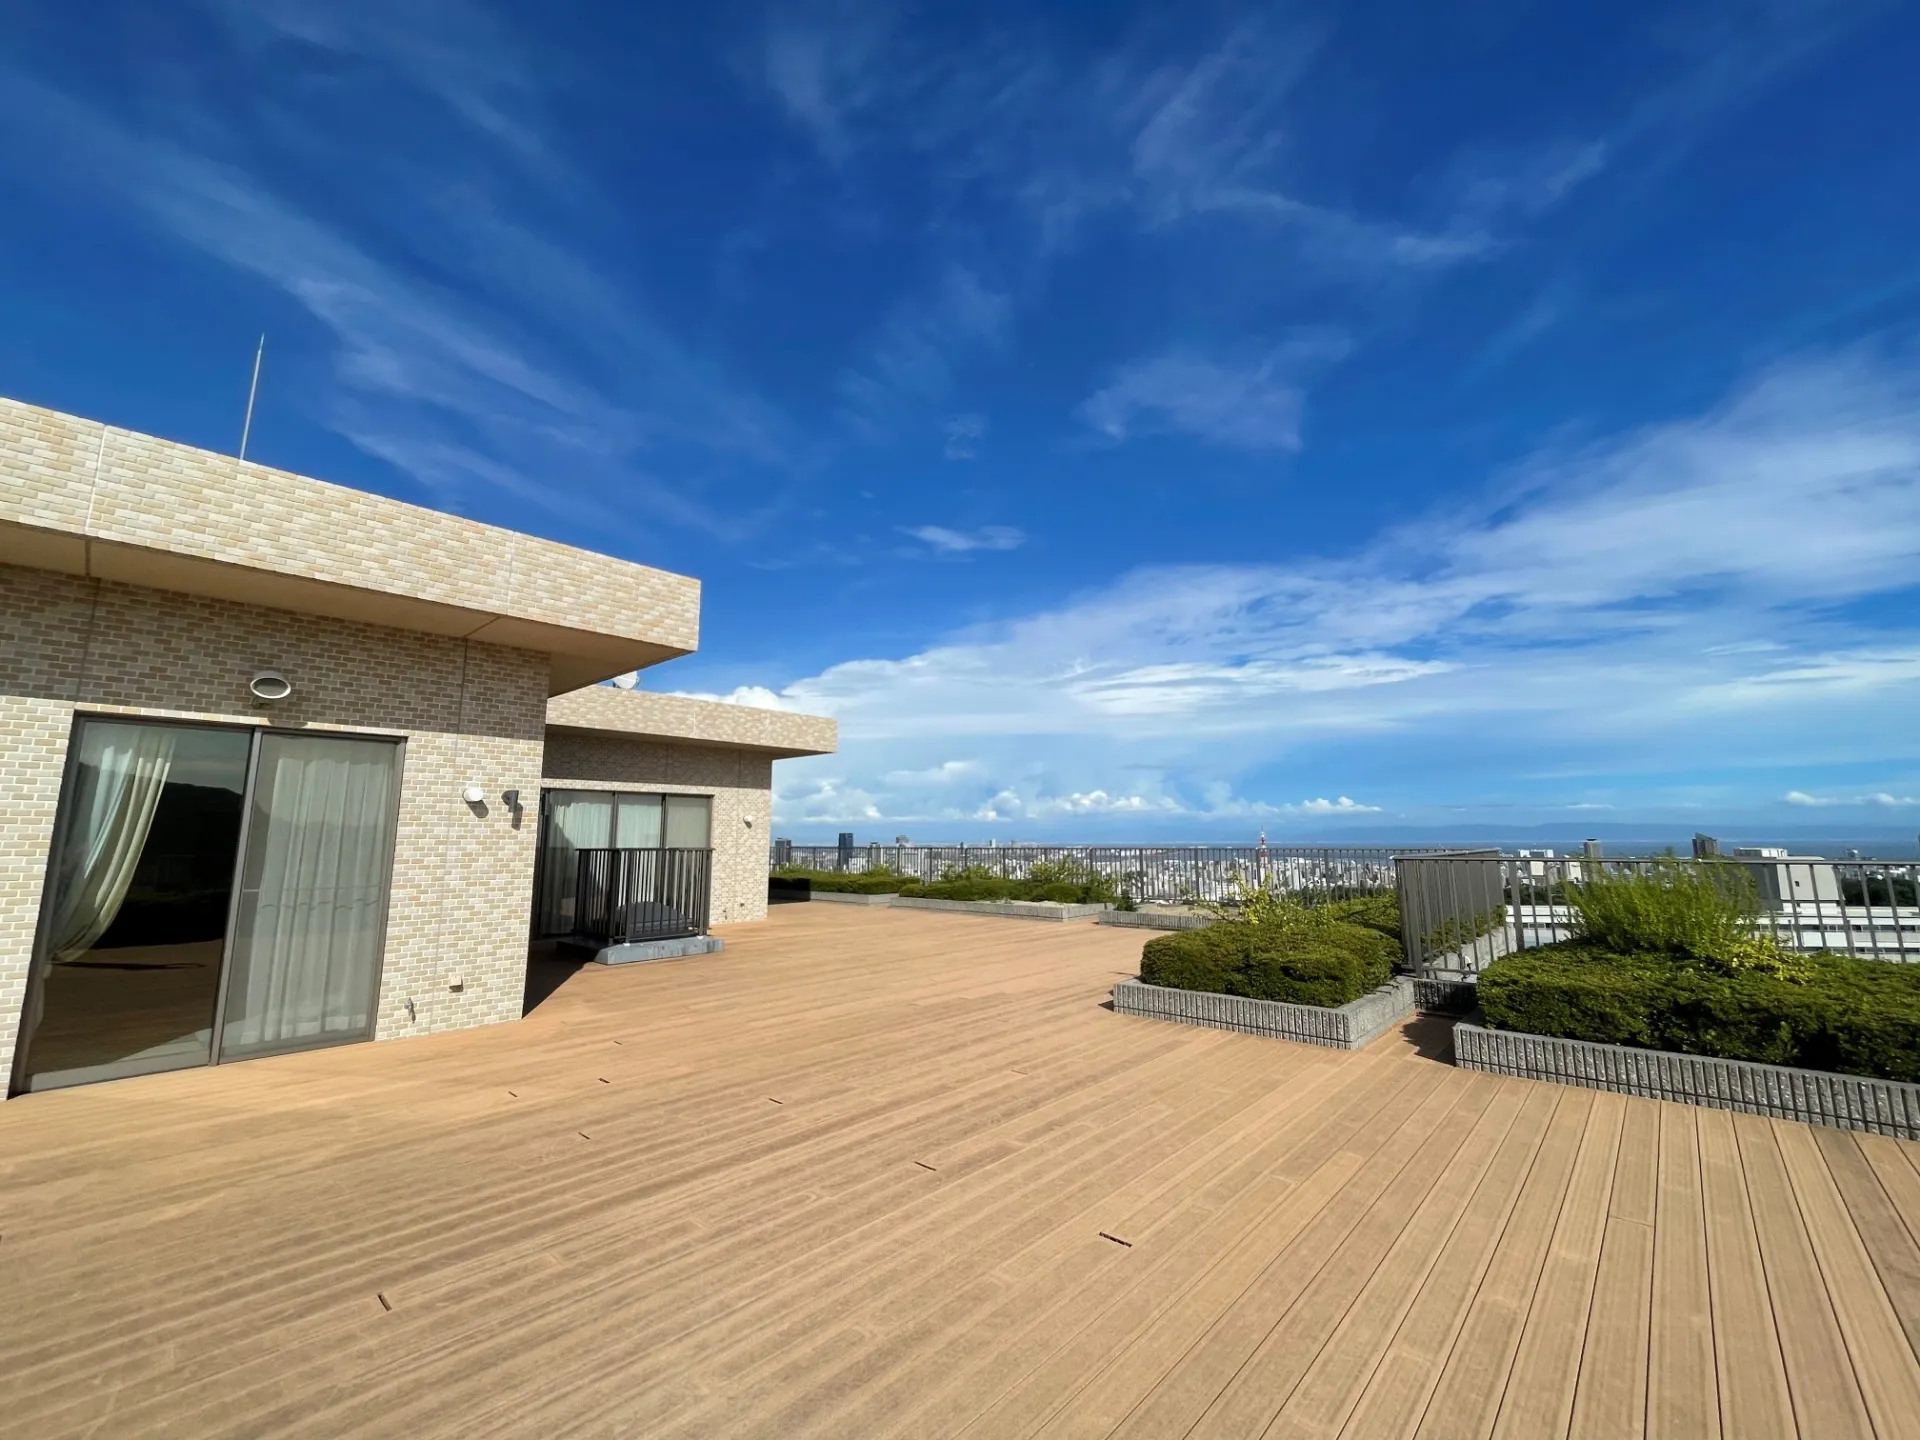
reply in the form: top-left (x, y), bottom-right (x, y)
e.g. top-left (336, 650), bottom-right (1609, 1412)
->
top-left (536, 791), bottom-right (613, 937)
top-left (663, 795), bottom-right (711, 849)
top-left (219, 734), bottom-right (401, 1060)
top-left (22, 721), bottom-right (250, 1090)
top-left (614, 794), bottom-right (662, 848)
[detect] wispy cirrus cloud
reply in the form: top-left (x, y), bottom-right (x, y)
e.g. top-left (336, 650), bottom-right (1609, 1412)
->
top-left (838, 265), bottom-right (1011, 431)
top-left (943, 413), bottom-right (986, 459)
top-left (0, 19), bottom-right (794, 542)
top-left (760, 345), bottom-right (1920, 830)
top-left (1785, 790), bottom-right (1920, 808)
top-left (1078, 334), bottom-right (1351, 451)
top-left (901, 524), bottom-right (1025, 555)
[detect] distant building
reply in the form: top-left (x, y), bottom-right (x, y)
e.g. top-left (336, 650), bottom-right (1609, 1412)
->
top-left (1692, 833), bottom-right (1720, 858)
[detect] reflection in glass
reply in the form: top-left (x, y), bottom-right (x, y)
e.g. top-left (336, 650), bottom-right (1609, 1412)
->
top-left (25, 722), bottom-right (249, 1086)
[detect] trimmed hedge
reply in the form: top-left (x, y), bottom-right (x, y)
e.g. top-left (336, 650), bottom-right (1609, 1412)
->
top-left (1477, 943), bottom-right (1920, 1084)
top-left (779, 870), bottom-right (911, 894)
top-left (1139, 920), bottom-right (1396, 1009)
top-left (1318, 892), bottom-right (1402, 943)
top-left (769, 868), bottom-right (1110, 903)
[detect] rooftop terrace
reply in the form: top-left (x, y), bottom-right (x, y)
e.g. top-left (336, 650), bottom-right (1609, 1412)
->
top-left (3, 905), bottom-right (1918, 1437)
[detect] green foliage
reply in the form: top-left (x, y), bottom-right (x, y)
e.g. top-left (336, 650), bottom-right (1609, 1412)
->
top-left (1115, 890), bottom-right (1139, 912)
top-left (1139, 919), bottom-right (1395, 1009)
top-left (1566, 857), bottom-right (1799, 978)
top-left (770, 867), bottom-right (906, 894)
top-left (1319, 892), bottom-right (1402, 943)
top-left (1026, 857), bottom-right (1121, 904)
top-left (1478, 943), bottom-right (1920, 1083)
top-left (907, 859), bottom-right (1116, 904)
top-left (1422, 905), bottom-right (1506, 956)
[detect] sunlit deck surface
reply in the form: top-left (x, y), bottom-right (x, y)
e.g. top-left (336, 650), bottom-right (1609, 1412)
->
top-left (5, 904), bottom-right (1920, 1439)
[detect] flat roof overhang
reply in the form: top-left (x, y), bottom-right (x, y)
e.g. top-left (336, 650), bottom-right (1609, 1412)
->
top-left (1, 397), bottom-right (700, 694)
top-left (546, 685), bottom-right (837, 758)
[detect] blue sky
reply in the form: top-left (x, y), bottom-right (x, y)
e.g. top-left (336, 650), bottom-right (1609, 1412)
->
top-left (3, 0), bottom-right (1919, 841)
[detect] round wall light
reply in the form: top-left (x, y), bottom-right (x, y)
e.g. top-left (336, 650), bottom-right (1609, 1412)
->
top-left (462, 785), bottom-right (487, 805)
top-left (249, 670), bottom-right (293, 702)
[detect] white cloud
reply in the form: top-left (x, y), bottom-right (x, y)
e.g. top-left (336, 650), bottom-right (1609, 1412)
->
top-left (761, 347), bottom-right (1920, 829)
top-left (902, 524), bottom-right (1025, 554)
top-left (0, 64), bottom-right (789, 539)
top-left (944, 413), bottom-right (986, 459)
top-left (1294, 797), bottom-right (1382, 814)
top-left (1785, 791), bottom-right (1920, 808)
top-left (1078, 335), bottom-right (1350, 451)
top-left (883, 760), bottom-right (981, 786)
top-left (664, 685), bottom-right (800, 712)
top-left (839, 266), bottom-right (1012, 429)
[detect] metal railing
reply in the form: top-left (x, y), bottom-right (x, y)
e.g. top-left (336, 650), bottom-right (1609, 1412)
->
top-left (572, 847), bottom-right (712, 945)
top-left (770, 843), bottom-right (1443, 905)
top-left (1396, 852), bottom-right (1920, 977)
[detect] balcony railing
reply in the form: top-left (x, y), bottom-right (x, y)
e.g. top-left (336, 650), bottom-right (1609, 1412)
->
top-left (770, 842), bottom-right (1446, 905)
top-left (571, 847), bottom-right (712, 945)
top-left (1396, 852), bottom-right (1920, 977)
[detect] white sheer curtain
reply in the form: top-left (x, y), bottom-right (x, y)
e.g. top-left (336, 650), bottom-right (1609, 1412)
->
top-left (663, 795), bottom-right (711, 849)
top-left (45, 722), bottom-right (177, 962)
top-left (221, 735), bottom-right (399, 1055)
top-left (539, 792), bottom-right (612, 933)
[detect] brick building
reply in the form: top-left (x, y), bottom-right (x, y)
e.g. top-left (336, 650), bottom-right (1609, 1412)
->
top-left (0, 396), bottom-right (833, 1095)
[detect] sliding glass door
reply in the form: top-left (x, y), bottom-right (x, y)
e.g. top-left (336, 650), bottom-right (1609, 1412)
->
top-left (534, 790), bottom-right (712, 939)
top-left (219, 734), bottom-right (401, 1060)
top-left (15, 719), bottom-right (403, 1094)
top-left (20, 721), bottom-right (250, 1088)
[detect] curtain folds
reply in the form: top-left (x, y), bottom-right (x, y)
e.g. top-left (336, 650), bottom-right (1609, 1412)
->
top-left (221, 735), bottom-right (399, 1054)
top-left (46, 724), bottom-right (177, 963)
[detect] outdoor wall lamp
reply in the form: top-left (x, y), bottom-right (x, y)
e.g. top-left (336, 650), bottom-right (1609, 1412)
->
top-left (462, 785), bottom-right (487, 805)
top-left (249, 669), bottom-right (293, 702)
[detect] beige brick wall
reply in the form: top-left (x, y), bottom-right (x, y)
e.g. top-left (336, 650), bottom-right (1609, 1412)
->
top-left (546, 685), bottom-right (836, 758)
top-left (0, 395), bottom-right (702, 686)
top-left (541, 732), bottom-right (775, 927)
top-left (0, 563), bottom-right (551, 1085)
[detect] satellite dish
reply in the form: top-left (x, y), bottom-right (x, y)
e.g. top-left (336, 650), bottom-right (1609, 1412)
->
top-left (612, 672), bottom-right (639, 690)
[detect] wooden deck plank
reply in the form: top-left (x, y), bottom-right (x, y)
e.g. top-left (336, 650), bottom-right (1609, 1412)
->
top-left (1332, 1084), bottom-right (1564, 1440)
top-left (1567, 1098), bottom-right (1659, 1440)
top-left (1487, 1090), bottom-right (1626, 1439)
top-left (0, 905), bottom-right (1915, 1439)
top-left (1648, 1106), bottom-right (1720, 1440)
top-left (1775, 1122), bottom-right (1920, 1438)
top-left (1696, 1108), bottom-right (1795, 1440)
top-left (1412, 1089), bottom-right (1595, 1440)
top-left (1265, 1082), bottom-right (1551, 1440)
top-left (1194, 1080), bottom-right (1520, 1438)
top-left (1828, 1130), bottom-right (1920, 1362)
top-left (1735, 1112), bottom-right (1876, 1440)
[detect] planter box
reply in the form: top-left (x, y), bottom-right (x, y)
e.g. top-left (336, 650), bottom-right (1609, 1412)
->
top-left (1097, 910), bottom-right (1214, 931)
top-left (592, 935), bottom-right (725, 965)
top-left (1112, 976), bottom-right (1416, 1051)
top-left (806, 890), bottom-right (898, 906)
top-left (890, 897), bottom-right (1109, 922)
top-left (1453, 1014), bottom-right (1920, 1140)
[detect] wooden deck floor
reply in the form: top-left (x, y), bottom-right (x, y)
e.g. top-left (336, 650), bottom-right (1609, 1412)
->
top-left (5, 904), bottom-right (1920, 1438)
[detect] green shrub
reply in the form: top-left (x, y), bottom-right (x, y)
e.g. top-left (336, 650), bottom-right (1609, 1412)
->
top-left (1422, 905), bottom-right (1507, 956)
top-left (1477, 943), bottom-right (1920, 1083)
top-left (906, 863), bottom-right (1114, 905)
top-left (1320, 892), bottom-right (1402, 942)
top-left (1140, 919), bottom-right (1394, 1008)
top-left (1565, 856), bottom-right (1788, 973)
top-left (771, 867), bottom-right (907, 894)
